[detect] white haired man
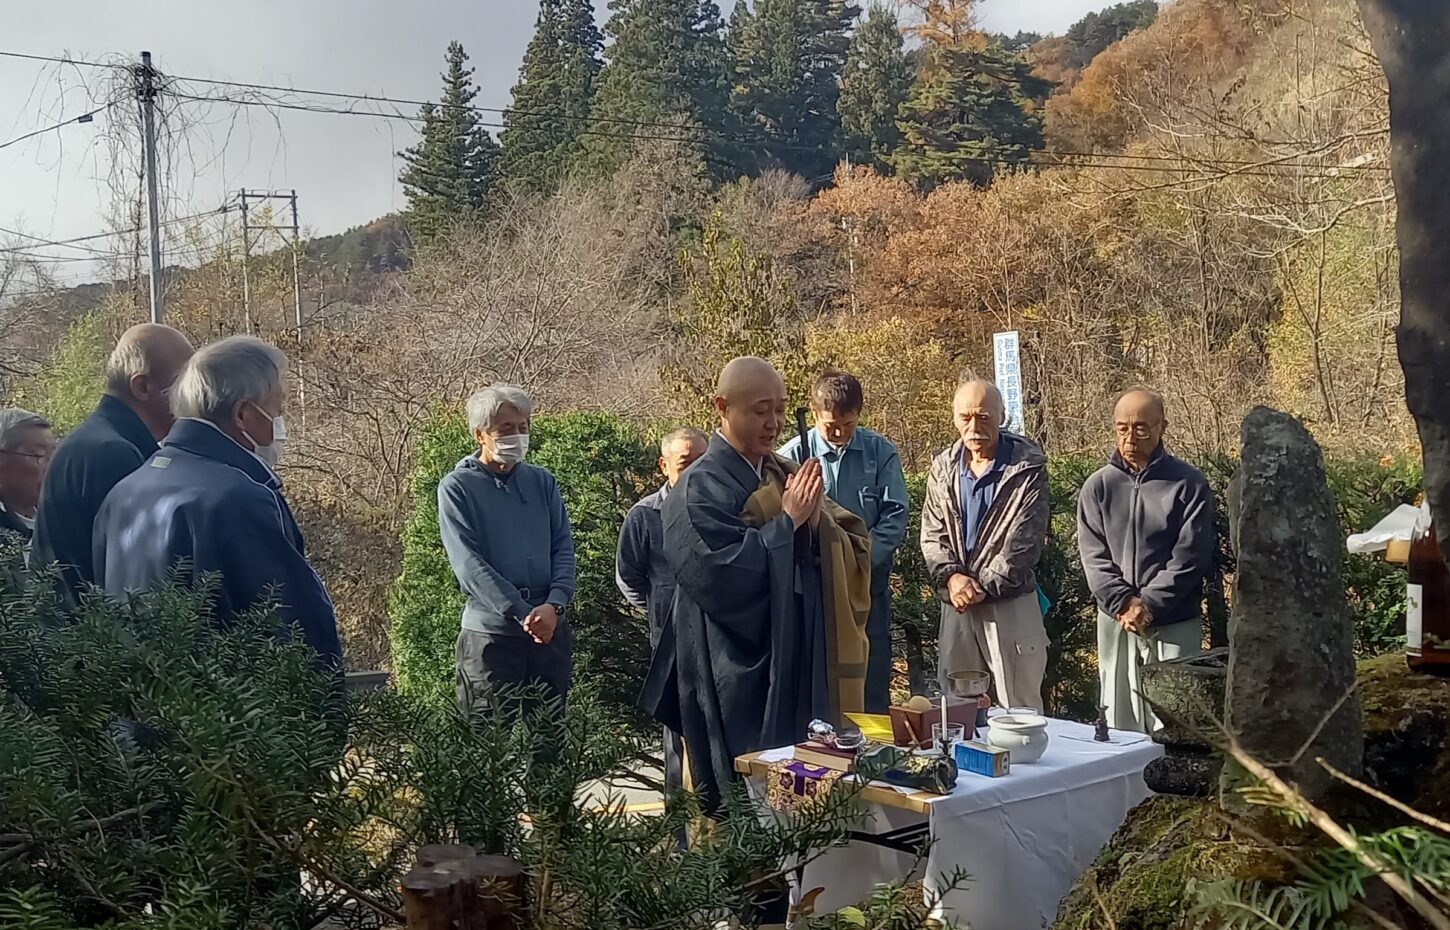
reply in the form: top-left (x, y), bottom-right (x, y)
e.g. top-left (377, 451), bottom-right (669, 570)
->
top-left (616, 426), bottom-right (708, 793)
top-left (0, 408), bottom-right (56, 542)
top-left (441, 384), bottom-right (577, 718)
top-left (92, 336), bottom-right (341, 668)
top-left (920, 376), bottom-right (1051, 711)
top-left (31, 323), bottom-right (193, 597)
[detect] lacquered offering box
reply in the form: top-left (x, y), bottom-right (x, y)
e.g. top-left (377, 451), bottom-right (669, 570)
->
top-left (889, 700), bottom-right (979, 748)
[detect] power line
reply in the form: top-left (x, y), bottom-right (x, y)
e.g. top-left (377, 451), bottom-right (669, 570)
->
top-left (168, 72), bottom-right (726, 137)
top-left (0, 50), bottom-right (124, 70)
top-left (162, 70), bottom-right (1390, 175)
top-left (0, 202), bottom-right (235, 256)
top-left (173, 91), bottom-right (1387, 181)
top-left (0, 47), bottom-right (1392, 177)
top-left (0, 101), bottom-right (114, 151)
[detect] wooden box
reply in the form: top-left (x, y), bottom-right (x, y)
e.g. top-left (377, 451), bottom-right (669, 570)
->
top-left (889, 699), bottom-right (979, 748)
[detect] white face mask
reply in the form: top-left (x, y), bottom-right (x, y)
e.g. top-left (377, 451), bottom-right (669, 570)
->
top-left (242, 404), bottom-right (287, 469)
top-left (491, 433), bottom-right (529, 467)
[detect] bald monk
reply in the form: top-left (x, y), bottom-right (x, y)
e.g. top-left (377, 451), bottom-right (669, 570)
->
top-left (641, 357), bottom-right (873, 812)
top-left (31, 323), bottom-right (195, 599)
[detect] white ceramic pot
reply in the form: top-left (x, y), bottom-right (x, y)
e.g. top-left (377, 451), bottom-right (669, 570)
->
top-left (986, 714), bottom-right (1050, 764)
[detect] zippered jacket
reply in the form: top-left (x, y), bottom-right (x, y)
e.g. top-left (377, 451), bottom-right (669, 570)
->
top-left (1076, 447), bottom-right (1214, 628)
top-left (920, 433), bottom-right (1049, 602)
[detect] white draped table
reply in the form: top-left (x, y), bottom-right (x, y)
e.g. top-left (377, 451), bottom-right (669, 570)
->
top-left (737, 715), bottom-right (1162, 929)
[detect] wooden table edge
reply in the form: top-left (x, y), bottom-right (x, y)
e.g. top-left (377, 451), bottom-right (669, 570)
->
top-left (734, 750), bottom-right (935, 815)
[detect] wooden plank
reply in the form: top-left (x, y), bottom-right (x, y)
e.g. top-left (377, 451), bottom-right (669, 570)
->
top-left (734, 750), bottom-right (935, 815)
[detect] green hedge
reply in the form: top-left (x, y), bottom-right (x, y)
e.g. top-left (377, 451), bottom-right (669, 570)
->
top-left (389, 409), bottom-right (657, 709)
top-left (390, 413), bottom-right (1421, 722)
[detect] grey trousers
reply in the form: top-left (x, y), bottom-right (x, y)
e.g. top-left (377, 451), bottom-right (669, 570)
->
top-left (938, 592), bottom-right (1049, 711)
top-left (1096, 613), bottom-right (1202, 733)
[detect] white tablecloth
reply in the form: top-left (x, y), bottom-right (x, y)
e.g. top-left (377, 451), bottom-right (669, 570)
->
top-left (761, 715), bottom-right (1162, 930)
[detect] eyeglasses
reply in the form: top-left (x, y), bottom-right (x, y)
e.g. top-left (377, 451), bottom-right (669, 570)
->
top-left (1113, 423), bottom-right (1160, 438)
top-left (0, 449), bottom-right (54, 463)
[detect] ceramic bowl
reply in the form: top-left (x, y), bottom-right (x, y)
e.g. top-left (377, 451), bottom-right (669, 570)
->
top-left (986, 714), bottom-right (1049, 764)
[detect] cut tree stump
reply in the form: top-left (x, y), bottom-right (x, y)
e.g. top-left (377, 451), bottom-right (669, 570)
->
top-left (400, 844), bottom-right (528, 930)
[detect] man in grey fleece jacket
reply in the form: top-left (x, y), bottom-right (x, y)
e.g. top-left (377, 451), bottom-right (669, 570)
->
top-left (1077, 388), bottom-right (1213, 732)
top-left (439, 385), bottom-right (576, 718)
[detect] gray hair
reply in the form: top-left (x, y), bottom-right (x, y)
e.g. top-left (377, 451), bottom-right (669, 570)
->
top-left (104, 339), bottom-right (149, 395)
top-left (0, 408), bottom-right (49, 451)
top-left (953, 370), bottom-right (1006, 419)
top-left (170, 336), bottom-right (287, 425)
top-left (660, 426), bottom-right (708, 456)
top-left (466, 384), bottom-right (533, 432)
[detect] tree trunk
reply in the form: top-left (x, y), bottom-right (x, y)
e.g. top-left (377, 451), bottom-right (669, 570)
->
top-left (1356, 0), bottom-right (1450, 556)
top-left (401, 845), bottom-right (527, 930)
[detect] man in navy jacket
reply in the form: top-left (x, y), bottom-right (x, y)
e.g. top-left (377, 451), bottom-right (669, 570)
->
top-left (616, 425), bottom-right (707, 793)
top-left (92, 336), bottom-right (341, 669)
top-left (31, 323), bottom-right (193, 600)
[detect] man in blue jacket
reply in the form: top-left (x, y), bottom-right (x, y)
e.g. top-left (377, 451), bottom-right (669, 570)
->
top-left (1078, 387), bottom-right (1213, 732)
top-left (778, 370), bottom-right (909, 712)
top-left (440, 384), bottom-right (576, 719)
top-left (31, 323), bottom-right (193, 600)
top-left (92, 336), bottom-right (342, 670)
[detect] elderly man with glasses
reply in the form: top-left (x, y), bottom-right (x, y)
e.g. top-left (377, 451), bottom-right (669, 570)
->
top-left (1077, 387), bottom-right (1214, 733)
top-left (0, 408), bottom-right (56, 542)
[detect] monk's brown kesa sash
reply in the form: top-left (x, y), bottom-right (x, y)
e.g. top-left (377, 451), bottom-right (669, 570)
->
top-left (742, 454), bottom-right (873, 721)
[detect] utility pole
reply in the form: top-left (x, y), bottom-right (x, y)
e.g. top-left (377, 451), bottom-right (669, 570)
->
top-left (238, 190), bottom-right (252, 334)
top-left (289, 190), bottom-right (303, 347)
top-left (136, 51), bottom-right (164, 323)
top-left (238, 189), bottom-right (307, 420)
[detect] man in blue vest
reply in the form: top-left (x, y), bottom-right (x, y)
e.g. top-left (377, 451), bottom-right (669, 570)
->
top-left (778, 370), bottom-right (909, 712)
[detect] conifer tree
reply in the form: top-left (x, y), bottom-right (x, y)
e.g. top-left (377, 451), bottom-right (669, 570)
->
top-left (589, 0), bottom-right (735, 178)
top-left (729, 0), bottom-right (860, 181)
top-left (891, 42), bottom-right (1050, 188)
top-left (838, 3), bottom-right (914, 172)
top-left (399, 42), bottom-right (500, 242)
top-left (497, 0), bottom-right (604, 195)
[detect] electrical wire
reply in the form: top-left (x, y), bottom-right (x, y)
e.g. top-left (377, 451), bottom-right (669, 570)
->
top-left (0, 100), bottom-right (114, 151)
top-left (0, 50), bottom-right (124, 70)
top-left (0, 47), bottom-right (1390, 176)
top-left (171, 91), bottom-right (1386, 181)
top-left (0, 202), bottom-right (235, 256)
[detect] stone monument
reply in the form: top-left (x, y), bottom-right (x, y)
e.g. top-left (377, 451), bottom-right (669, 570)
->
top-left (1221, 407), bottom-right (1362, 809)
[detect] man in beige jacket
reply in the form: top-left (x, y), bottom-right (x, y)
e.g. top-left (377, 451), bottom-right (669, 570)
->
top-left (920, 377), bottom-right (1051, 710)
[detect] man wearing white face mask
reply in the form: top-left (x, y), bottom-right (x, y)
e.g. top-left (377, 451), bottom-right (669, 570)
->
top-left (92, 336), bottom-right (342, 671)
top-left (440, 383), bottom-right (576, 719)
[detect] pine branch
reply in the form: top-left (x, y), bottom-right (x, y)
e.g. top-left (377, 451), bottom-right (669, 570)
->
top-left (1317, 757), bottom-right (1450, 835)
top-left (0, 801), bottom-right (163, 869)
top-left (1221, 737), bottom-right (1450, 930)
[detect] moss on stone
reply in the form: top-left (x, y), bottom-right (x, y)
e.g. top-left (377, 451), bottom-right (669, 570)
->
top-left (1055, 653), bottom-right (1450, 929)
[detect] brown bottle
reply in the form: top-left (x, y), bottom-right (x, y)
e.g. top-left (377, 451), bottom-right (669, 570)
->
top-left (1407, 500), bottom-right (1450, 674)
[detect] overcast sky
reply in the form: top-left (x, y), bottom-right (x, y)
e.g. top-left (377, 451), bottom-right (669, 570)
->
top-left (0, 0), bottom-right (1106, 286)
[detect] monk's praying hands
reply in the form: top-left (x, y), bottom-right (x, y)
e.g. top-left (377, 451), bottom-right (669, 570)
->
top-left (783, 457), bottom-right (823, 529)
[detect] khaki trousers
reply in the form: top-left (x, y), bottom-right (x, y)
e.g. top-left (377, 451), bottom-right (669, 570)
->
top-left (1097, 613), bottom-right (1202, 733)
top-left (938, 592), bottom-right (1049, 711)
